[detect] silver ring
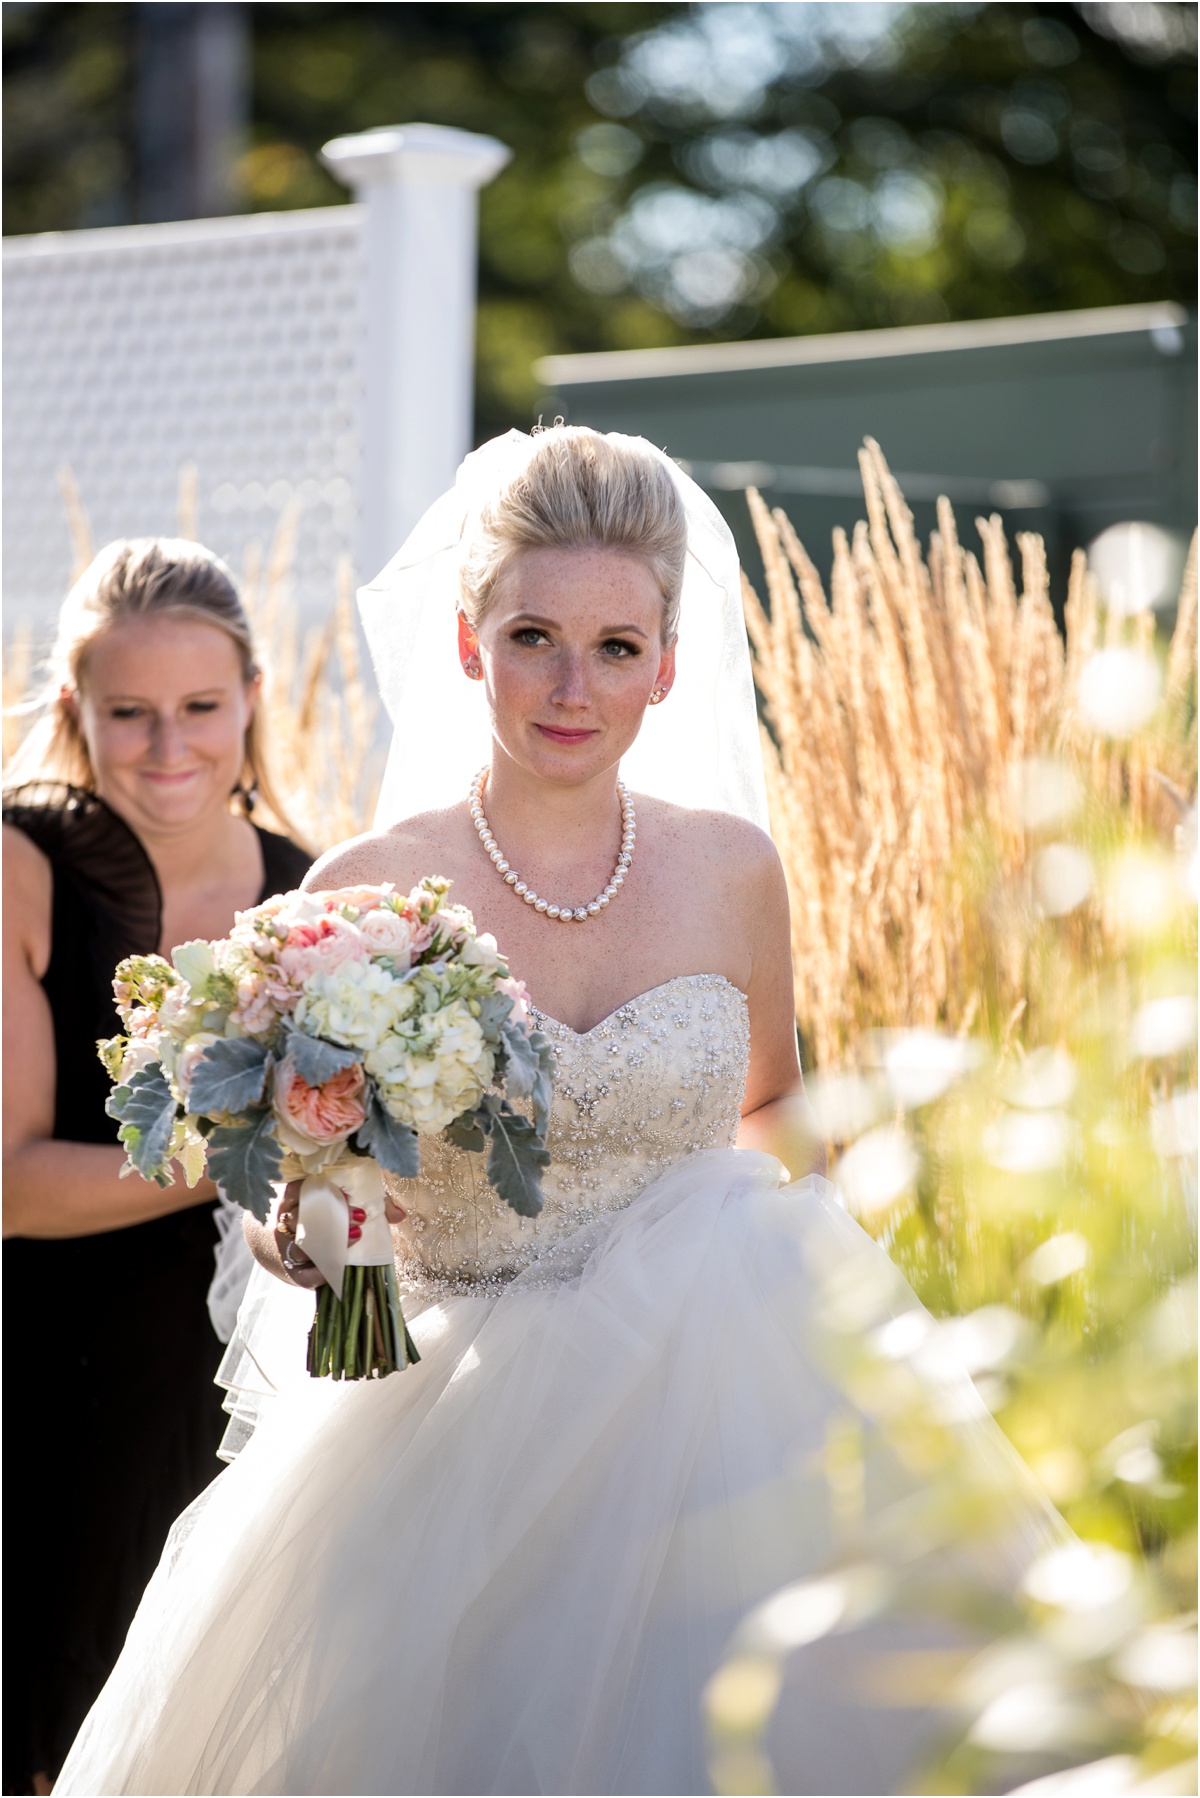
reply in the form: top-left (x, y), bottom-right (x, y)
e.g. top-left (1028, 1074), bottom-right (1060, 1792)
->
top-left (281, 1239), bottom-right (305, 1274)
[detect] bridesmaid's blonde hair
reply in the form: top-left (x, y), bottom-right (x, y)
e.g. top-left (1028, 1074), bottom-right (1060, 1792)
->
top-left (5, 537), bottom-right (296, 834)
top-left (460, 426), bottom-right (688, 643)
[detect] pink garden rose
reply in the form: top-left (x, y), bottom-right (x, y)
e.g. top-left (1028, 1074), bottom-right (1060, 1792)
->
top-left (276, 1058), bottom-right (367, 1147)
top-left (497, 975), bottom-right (533, 1032)
top-left (322, 884), bottom-right (395, 912)
top-left (276, 914), bottom-right (370, 986)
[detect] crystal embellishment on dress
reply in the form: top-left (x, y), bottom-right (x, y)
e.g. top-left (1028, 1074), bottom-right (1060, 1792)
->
top-left (386, 975), bottom-right (750, 1298)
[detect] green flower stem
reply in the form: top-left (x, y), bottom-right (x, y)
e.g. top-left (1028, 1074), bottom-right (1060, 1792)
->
top-left (303, 1262), bottom-right (420, 1381)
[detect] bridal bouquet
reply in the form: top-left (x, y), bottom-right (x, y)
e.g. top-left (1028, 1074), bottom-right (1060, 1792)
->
top-left (99, 878), bottom-right (553, 1381)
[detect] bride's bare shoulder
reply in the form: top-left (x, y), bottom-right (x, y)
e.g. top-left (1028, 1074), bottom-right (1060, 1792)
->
top-left (639, 795), bottom-right (780, 875)
top-left (301, 804), bottom-right (465, 894)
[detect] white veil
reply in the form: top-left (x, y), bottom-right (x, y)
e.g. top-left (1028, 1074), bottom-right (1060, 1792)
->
top-left (358, 429), bottom-right (768, 830)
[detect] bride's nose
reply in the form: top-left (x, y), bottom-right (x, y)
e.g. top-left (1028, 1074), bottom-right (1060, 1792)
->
top-left (549, 651), bottom-right (590, 709)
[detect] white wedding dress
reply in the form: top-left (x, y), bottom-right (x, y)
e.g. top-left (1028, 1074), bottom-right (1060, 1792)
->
top-left (58, 975), bottom-right (1060, 1797)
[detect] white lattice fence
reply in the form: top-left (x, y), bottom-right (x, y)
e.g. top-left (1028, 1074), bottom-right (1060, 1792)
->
top-left (3, 207), bottom-right (363, 628)
top-left (3, 122), bottom-right (512, 637)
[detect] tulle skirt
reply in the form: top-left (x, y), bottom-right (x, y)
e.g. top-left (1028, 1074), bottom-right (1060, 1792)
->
top-left (56, 1150), bottom-right (1060, 1796)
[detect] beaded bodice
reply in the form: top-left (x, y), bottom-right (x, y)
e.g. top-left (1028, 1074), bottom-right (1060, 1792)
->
top-left (388, 974), bottom-right (750, 1297)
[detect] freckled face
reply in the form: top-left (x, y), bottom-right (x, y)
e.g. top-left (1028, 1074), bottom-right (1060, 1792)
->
top-left (74, 617), bottom-right (258, 835)
top-left (464, 546), bottom-right (675, 785)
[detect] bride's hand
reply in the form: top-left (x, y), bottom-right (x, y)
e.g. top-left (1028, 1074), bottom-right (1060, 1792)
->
top-left (271, 1182), bottom-right (408, 1289)
top-left (272, 1181), bottom-right (325, 1290)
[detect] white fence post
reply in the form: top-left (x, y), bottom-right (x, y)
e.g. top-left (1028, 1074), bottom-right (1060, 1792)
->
top-left (321, 123), bottom-right (511, 582)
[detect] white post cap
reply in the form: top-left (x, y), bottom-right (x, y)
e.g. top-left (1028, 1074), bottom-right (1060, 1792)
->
top-left (321, 123), bottom-right (511, 192)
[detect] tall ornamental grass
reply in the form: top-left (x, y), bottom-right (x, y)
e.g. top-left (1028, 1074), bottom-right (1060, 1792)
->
top-left (708, 444), bottom-right (1197, 1797)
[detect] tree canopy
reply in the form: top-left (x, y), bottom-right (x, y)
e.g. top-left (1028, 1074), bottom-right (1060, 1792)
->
top-left (3, 1), bottom-right (1195, 435)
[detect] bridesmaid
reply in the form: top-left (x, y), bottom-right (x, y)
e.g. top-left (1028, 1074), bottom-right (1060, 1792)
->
top-left (2, 539), bottom-right (312, 1795)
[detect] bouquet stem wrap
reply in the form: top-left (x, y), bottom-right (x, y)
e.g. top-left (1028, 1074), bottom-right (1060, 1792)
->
top-left (295, 1165), bottom-right (421, 1381)
top-left (296, 1164), bottom-right (392, 1301)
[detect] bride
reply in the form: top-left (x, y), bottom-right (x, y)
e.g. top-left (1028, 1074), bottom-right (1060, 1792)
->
top-left (57, 427), bottom-right (1059, 1797)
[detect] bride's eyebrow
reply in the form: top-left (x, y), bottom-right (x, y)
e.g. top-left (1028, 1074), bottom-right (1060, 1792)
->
top-left (509, 614), bottom-right (648, 639)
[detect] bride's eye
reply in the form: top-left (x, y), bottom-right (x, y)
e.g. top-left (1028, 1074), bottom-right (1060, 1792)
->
top-left (600, 638), bottom-right (639, 659)
top-left (512, 627), bottom-right (550, 647)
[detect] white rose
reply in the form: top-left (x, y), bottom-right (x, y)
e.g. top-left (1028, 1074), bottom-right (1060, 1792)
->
top-left (358, 907), bottom-right (418, 961)
top-left (458, 932), bottom-right (503, 974)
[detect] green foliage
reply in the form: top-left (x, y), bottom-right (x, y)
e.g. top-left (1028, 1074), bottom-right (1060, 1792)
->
top-left (353, 1092), bottom-right (420, 1180)
top-left (205, 1107), bottom-right (284, 1220)
top-left (4, 4), bottom-right (1194, 434)
top-left (105, 1061), bottom-right (177, 1184)
top-left (497, 1021), bottom-right (555, 1136)
top-left (480, 1093), bottom-right (551, 1217)
top-left (284, 1027), bottom-right (362, 1089)
top-left (186, 1036), bottom-right (272, 1116)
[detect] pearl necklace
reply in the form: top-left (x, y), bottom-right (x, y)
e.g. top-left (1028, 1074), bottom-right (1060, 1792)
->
top-left (469, 768), bottom-right (635, 922)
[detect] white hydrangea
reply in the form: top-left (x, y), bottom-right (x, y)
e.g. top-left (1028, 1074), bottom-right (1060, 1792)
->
top-left (295, 960), bottom-right (416, 1051)
top-left (367, 1002), bottom-right (495, 1134)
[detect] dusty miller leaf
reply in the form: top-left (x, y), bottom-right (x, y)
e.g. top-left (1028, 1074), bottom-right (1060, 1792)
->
top-left (206, 1109), bottom-right (283, 1221)
top-left (475, 991), bottom-right (514, 1038)
top-left (106, 1063), bottom-right (178, 1182)
top-left (187, 1037), bottom-right (271, 1116)
top-left (284, 1029), bottom-right (362, 1088)
top-left (445, 1108), bottom-right (486, 1153)
top-left (354, 1094), bottom-right (420, 1179)
top-left (501, 1025), bottom-right (555, 1135)
top-left (483, 1100), bottom-right (549, 1218)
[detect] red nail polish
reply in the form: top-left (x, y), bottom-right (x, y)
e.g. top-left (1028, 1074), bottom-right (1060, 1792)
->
top-left (350, 1207), bottom-right (367, 1223)
top-left (348, 1224), bottom-right (362, 1242)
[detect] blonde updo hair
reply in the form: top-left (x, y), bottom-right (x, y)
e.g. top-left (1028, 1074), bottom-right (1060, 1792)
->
top-left (459, 426), bottom-right (688, 643)
top-left (5, 537), bottom-right (296, 836)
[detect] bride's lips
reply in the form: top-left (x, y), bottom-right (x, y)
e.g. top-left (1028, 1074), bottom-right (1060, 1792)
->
top-left (534, 725), bottom-right (598, 745)
top-left (141, 769), bottom-right (203, 785)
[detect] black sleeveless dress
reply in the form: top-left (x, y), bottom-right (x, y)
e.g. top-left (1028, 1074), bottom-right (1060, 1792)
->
top-left (2, 783), bottom-right (311, 1794)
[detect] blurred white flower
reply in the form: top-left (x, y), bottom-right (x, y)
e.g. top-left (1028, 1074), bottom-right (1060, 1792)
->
top-left (879, 1029), bottom-right (980, 1109)
top-left (1100, 1422), bottom-right (1163, 1488)
top-left (1023, 1541), bottom-right (1135, 1612)
top-left (1130, 995), bottom-right (1196, 1059)
top-left (969, 1680), bottom-right (1089, 1751)
top-left (1088, 520), bottom-right (1185, 616)
top-left (1114, 1622), bottom-right (1198, 1693)
top-left (1004, 1046), bottom-right (1077, 1110)
top-left (1024, 1231), bottom-right (1090, 1286)
top-left (872, 1308), bottom-right (934, 1361)
top-left (1010, 1755), bottom-right (1142, 1796)
top-left (751, 1579), bottom-right (844, 1651)
top-left (804, 1070), bottom-right (886, 1142)
top-left (930, 1305), bottom-right (1030, 1376)
top-left (1034, 843), bottom-right (1094, 915)
top-left (985, 1109), bottom-right (1075, 1173)
top-left (1109, 851), bottom-right (1178, 936)
top-left (1149, 1089), bottom-right (1198, 1160)
top-left (835, 1124), bottom-right (918, 1215)
top-left (1077, 647), bottom-right (1162, 738)
top-left (1014, 757), bottom-right (1083, 832)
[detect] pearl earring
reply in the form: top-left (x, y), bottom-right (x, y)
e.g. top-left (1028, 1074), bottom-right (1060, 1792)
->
top-left (650, 687), bottom-right (666, 704)
top-left (465, 661), bottom-right (482, 681)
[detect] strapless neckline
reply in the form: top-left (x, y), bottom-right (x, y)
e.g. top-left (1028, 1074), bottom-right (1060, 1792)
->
top-left (529, 971), bottom-right (748, 1040)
